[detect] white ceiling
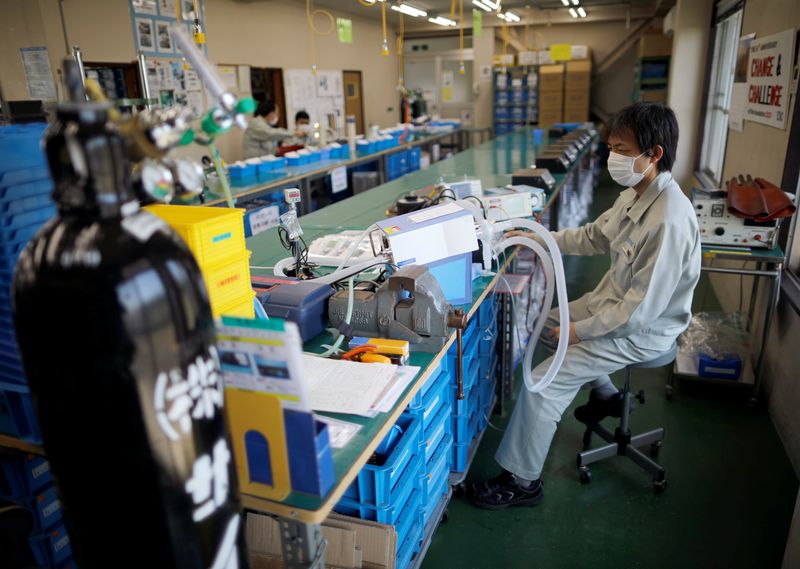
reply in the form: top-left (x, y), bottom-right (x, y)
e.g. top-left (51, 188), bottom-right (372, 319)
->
top-left (304, 0), bottom-right (674, 30)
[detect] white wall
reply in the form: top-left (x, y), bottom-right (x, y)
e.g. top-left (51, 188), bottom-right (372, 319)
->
top-left (666, 0), bottom-right (713, 191)
top-left (1, 0), bottom-right (400, 161)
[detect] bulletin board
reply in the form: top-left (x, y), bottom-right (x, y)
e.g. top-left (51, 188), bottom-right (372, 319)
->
top-left (285, 69), bottom-right (345, 130)
top-left (128, 0), bottom-right (206, 58)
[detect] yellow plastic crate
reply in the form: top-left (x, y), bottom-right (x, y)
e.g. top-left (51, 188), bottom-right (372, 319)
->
top-left (204, 251), bottom-right (253, 316)
top-left (217, 291), bottom-right (256, 319)
top-left (145, 205), bottom-right (246, 268)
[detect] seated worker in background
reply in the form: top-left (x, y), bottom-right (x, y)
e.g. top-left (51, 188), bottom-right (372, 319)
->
top-left (242, 101), bottom-right (304, 158)
top-left (282, 110), bottom-right (313, 147)
top-left (471, 102), bottom-right (701, 509)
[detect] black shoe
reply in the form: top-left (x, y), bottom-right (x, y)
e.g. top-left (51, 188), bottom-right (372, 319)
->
top-left (469, 469), bottom-right (514, 499)
top-left (470, 474), bottom-right (544, 510)
top-left (574, 391), bottom-right (630, 424)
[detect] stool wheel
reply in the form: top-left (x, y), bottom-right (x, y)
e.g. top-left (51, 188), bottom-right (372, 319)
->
top-left (653, 479), bottom-right (667, 494)
top-left (665, 385), bottom-right (673, 401)
top-left (636, 389), bottom-right (646, 405)
top-left (650, 441), bottom-right (662, 458)
top-left (582, 429), bottom-right (592, 450)
top-left (579, 466), bottom-right (592, 484)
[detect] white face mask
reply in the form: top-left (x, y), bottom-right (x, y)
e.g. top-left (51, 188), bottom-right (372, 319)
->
top-left (267, 115), bottom-right (279, 126)
top-left (607, 150), bottom-right (653, 188)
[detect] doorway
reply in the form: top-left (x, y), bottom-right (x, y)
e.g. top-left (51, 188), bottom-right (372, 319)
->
top-left (343, 70), bottom-right (365, 135)
top-left (250, 67), bottom-right (287, 128)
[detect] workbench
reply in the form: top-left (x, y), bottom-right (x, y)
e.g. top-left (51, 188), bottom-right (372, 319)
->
top-left (0, 126), bottom-right (598, 569)
top-left (239, 126), bottom-right (598, 568)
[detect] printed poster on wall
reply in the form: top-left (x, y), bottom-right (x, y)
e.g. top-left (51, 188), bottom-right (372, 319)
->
top-left (128, 0), bottom-right (205, 58)
top-left (745, 28), bottom-right (796, 129)
top-left (19, 47), bottom-right (56, 100)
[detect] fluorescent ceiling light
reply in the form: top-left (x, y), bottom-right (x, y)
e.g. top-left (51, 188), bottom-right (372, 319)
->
top-left (569, 7), bottom-right (578, 17)
top-left (497, 13), bottom-right (506, 20)
top-left (391, 4), bottom-right (427, 17)
top-left (500, 11), bottom-right (520, 22)
top-left (473, 0), bottom-right (493, 11)
top-left (572, 0), bottom-right (579, 5)
top-left (429, 15), bottom-right (457, 26)
top-left (481, 0), bottom-right (501, 9)
top-left (577, 6), bottom-right (586, 17)
top-left (561, 0), bottom-right (570, 5)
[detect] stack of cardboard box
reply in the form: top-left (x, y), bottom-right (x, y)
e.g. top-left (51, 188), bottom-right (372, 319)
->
top-left (538, 64), bottom-right (564, 126)
top-left (564, 60), bottom-right (591, 123)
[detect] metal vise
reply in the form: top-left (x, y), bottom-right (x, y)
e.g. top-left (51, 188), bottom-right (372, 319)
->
top-left (328, 265), bottom-right (466, 353)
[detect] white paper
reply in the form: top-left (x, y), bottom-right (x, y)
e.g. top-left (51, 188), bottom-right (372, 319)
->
top-left (374, 366), bottom-right (420, 413)
top-left (136, 18), bottom-right (156, 51)
top-left (218, 65), bottom-right (239, 92)
top-left (237, 65), bottom-right (252, 94)
top-left (158, 0), bottom-right (176, 16)
top-left (330, 166), bottom-right (347, 194)
top-left (248, 205), bottom-right (280, 236)
top-left (156, 22), bottom-right (174, 53)
top-left (19, 47), bottom-right (56, 100)
top-left (729, 83), bottom-right (747, 132)
top-left (132, 0), bottom-right (158, 15)
top-left (217, 321), bottom-right (311, 411)
top-left (184, 68), bottom-right (202, 91)
top-left (315, 415), bottom-right (362, 448)
top-left (302, 355), bottom-right (397, 416)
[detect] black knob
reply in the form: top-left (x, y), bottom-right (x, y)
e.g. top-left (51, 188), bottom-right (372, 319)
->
top-left (715, 227), bottom-right (725, 236)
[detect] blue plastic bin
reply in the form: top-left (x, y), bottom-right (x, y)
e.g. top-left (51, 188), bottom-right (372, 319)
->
top-left (421, 401), bottom-right (450, 465)
top-left (0, 382), bottom-right (41, 442)
top-left (335, 454), bottom-right (422, 523)
top-left (341, 414), bottom-right (421, 507)
top-left (29, 523), bottom-right (72, 567)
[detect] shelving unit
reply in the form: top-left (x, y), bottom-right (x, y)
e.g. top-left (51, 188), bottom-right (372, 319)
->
top-left (493, 66), bottom-right (539, 135)
top-left (633, 55), bottom-right (671, 103)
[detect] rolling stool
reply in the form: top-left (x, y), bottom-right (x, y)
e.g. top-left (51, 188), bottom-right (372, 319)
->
top-left (576, 344), bottom-right (676, 494)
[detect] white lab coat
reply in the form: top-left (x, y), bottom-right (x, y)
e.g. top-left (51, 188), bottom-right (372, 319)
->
top-left (495, 171), bottom-right (701, 480)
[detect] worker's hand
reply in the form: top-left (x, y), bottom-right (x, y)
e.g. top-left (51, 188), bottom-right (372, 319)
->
top-left (294, 129), bottom-right (307, 138)
top-left (504, 229), bottom-right (534, 239)
top-left (552, 323), bottom-right (580, 345)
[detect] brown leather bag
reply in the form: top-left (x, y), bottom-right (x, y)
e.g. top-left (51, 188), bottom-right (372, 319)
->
top-left (725, 174), bottom-right (796, 222)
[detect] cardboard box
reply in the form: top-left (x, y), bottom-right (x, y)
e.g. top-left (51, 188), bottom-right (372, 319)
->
top-left (493, 54), bottom-right (515, 66)
top-left (538, 64), bottom-right (564, 92)
top-left (639, 32), bottom-right (672, 58)
top-left (518, 51), bottom-right (538, 66)
top-left (565, 60), bottom-right (591, 91)
top-left (571, 45), bottom-right (591, 60)
top-left (247, 512), bottom-right (396, 569)
top-left (538, 108), bottom-right (563, 126)
top-left (538, 90), bottom-right (564, 110)
top-left (564, 90), bottom-right (590, 110)
top-left (563, 108), bottom-right (589, 122)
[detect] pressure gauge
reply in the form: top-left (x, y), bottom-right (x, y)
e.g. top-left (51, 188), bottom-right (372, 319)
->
top-left (171, 159), bottom-right (205, 198)
top-left (140, 160), bottom-right (174, 203)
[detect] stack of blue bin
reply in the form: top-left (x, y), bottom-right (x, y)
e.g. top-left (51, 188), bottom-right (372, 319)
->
top-left (0, 123), bottom-right (56, 445)
top-left (405, 361), bottom-right (452, 534)
top-left (335, 414), bottom-right (424, 569)
top-left (0, 124), bottom-right (75, 569)
top-left (0, 454), bottom-right (73, 567)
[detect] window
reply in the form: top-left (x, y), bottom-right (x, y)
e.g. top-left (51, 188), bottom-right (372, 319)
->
top-left (697, 2), bottom-right (743, 187)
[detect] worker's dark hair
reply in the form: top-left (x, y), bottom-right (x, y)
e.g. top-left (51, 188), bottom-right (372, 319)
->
top-left (295, 110), bottom-right (310, 122)
top-left (608, 102), bottom-right (679, 173)
top-left (255, 101), bottom-right (276, 118)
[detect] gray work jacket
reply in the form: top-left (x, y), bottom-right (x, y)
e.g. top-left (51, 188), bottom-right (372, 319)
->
top-left (553, 171), bottom-right (701, 351)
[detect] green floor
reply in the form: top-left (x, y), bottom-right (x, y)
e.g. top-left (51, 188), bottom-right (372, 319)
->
top-left (421, 178), bottom-right (798, 569)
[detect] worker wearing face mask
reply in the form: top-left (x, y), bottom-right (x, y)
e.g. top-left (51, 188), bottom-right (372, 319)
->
top-left (242, 101), bottom-right (304, 158)
top-left (471, 102), bottom-right (701, 510)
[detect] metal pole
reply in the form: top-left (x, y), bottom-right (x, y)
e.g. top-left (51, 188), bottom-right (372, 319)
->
top-left (137, 51), bottom-right (153, 110)
top-left (71, 46), bottom-right (87, 100)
